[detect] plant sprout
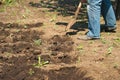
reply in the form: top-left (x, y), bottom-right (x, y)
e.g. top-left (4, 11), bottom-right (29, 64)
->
top-left (33, 39), bottom-right (42, 46)
top-left (33, 56), bottom-right (49, 68)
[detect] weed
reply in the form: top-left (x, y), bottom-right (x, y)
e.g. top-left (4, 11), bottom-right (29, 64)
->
top-left (28, 68), bottom-right (35, 75)
top-left (101, 37), bottom-right (107, 44)
top-left (1, 0), bottom-right (16, 6)
top-left (77, 44), bottom-right (83, 51)
top-left (114, 37), bottom-right (120, 43)
top-left (33, 56), bottom-right (49, 68)
top-left (108, 46), bottom-right (113, 54)
top-left (106, 46), bottom-right (113, 57)
top-left (88, 41), bottom-right (94, 44)
top-left (33, 39), bottom-right (42, 46)
top-left (113, 64), bottom-right (119, 69)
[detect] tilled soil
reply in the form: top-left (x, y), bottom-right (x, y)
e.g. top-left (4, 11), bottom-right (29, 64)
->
top-left (0, 0), bottom-right (120, 80)
top-left (0, 22), bottom-right (91, 80)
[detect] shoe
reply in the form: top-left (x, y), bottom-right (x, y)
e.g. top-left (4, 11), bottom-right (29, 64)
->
top-left (104, 26), bottom-right (116, 31)
top-left (77, 35), bottom-right (100, 40)
top-left (101, 25), bottom-right (117, 32)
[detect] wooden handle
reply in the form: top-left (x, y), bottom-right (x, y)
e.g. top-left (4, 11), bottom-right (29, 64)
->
top-left (65, 2), bottom-right (82, 31)
top-left (75, 2), bottom-right (82, 19)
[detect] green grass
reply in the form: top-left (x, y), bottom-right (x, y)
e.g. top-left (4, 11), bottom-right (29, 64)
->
top-left (2, 0), bottom-right (16, 6)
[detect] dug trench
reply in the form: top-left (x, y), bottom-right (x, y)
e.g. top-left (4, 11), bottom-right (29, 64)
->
top-left (0, 22), bottom-right (93, 80)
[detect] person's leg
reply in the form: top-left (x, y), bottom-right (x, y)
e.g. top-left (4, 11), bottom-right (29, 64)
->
top-left (86, 0), bottom-right (102, 38)
top-left (101, 0), bottom-right (116, 28)
top-left (115, 0), bottom-right (120, 20)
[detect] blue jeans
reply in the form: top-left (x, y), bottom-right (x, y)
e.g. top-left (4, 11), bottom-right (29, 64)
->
top-left (87, 0), bottom-right (116, 38)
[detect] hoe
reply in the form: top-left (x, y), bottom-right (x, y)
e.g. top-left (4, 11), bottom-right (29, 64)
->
top-left (65, 2), bottom-right (82, 31)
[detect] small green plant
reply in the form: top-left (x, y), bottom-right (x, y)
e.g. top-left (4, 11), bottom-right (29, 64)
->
top-left (113, 64), bottom-right (119, 69)
top-left (77, 44), bottom-right (83, 51)
top-left (33, 56), bottom-right (49, 68)
top-left (33, 39), bottom-right (42, 46)
top-left (89, 41), bottom-right (94, 44)
top-left (28, 68), bottom-right (35, 75)
top-left (1, 0), bottom-right (16, 5)
top-left (108, 46), bottom-right (113, 54)
top-left (114, 38), bottom-right (120, 42)
top-left (101, 37), bottom-right (107, 44)
top-left (106, 46), bottom-right (113, 57)
top-left (0, 0), bottom-right (17, 13)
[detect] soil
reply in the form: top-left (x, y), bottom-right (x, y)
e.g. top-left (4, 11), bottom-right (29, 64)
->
top-left (0, 0), bottom-right (120, 80)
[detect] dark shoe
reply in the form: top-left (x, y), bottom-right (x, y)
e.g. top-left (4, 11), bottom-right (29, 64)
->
top-left (105, 27), bottom-right (116, 31)
top-left (101, 25), bottom-right (117, 32)
top-left (77, 35), bottom-right (100, 40)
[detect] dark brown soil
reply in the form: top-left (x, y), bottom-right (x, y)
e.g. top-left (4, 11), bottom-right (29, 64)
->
top-left (0, 22), bottom-right (83, 80)
top-left (0, 0), bottom-right (120, 80)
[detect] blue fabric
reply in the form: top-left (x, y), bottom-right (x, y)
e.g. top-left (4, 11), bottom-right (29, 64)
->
top-left (86, 0), bottom-right (116, 38)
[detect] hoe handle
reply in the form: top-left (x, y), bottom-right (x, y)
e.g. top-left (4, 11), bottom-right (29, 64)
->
top-left (75, 2), bottom-right (82, 19)
top-left (65, 2), bottom-right (82, 31)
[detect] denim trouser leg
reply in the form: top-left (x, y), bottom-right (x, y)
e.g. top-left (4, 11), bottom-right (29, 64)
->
top-left (87, 0), bottom-right (102, 38)
top-left (87, 0), bottom-right (116, 38)
top-left (101, 0), bottom-right (116, 27)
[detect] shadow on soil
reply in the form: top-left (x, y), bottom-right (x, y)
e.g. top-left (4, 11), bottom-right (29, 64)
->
top-left (29, 0), bottom-right (88, 36)
top-left (56, 21), bottom-right (88, 35)
top-left (29, 0), bottom-right (87, 17)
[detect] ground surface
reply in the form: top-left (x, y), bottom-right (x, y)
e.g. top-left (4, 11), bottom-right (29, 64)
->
top-left (0, 0), bottom-right (120, 80)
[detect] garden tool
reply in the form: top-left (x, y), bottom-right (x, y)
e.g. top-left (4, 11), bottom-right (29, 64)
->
top-left (65, 2), bottom-right (82, 31)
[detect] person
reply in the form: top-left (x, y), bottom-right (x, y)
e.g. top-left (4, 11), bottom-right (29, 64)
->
top-left (78, 0), bottom-right (116, 40)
